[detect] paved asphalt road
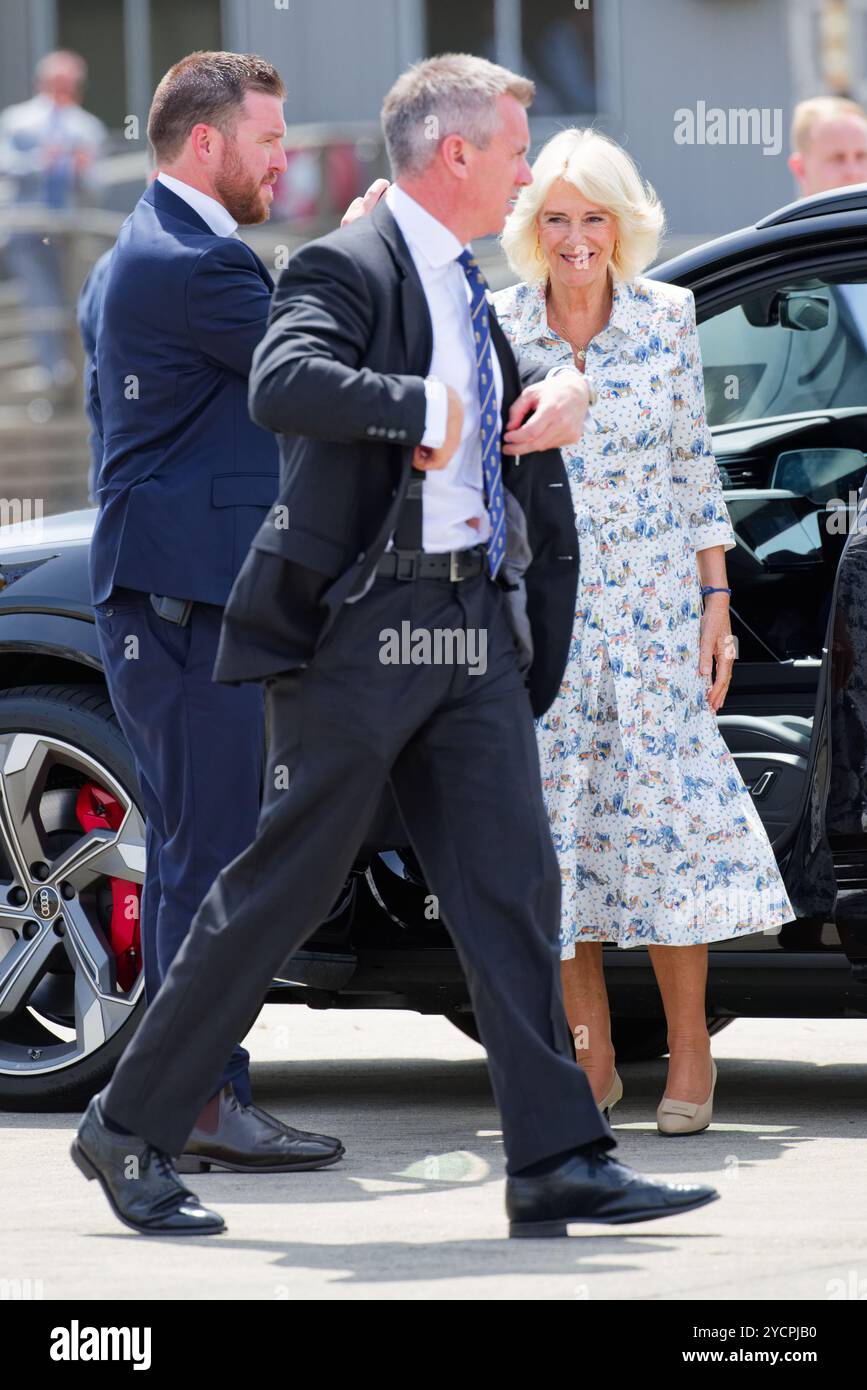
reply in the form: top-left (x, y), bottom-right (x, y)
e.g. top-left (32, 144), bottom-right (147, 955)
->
top-left (1, 1009), bottom-right (865, 1301)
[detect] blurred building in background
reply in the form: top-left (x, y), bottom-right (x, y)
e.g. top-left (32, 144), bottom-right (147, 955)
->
top-left (0, 0), bottom-right (865, 512)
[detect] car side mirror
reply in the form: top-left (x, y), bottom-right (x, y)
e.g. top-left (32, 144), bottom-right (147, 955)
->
top-left (774, 290), bottom-right (830, 332)
top-left (771, 447), bottom-right (867, 507)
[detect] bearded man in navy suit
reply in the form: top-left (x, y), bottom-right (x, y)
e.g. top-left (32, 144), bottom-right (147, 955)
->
top-left (87, 51), bottom-right (345, 1173)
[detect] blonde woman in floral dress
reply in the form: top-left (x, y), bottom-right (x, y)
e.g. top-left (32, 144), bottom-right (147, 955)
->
top-left (493, 129), bottom-right (795, 1134)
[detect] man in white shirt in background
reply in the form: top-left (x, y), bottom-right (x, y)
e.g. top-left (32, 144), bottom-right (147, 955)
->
top-left (0, 50), bottom-right (105, 390)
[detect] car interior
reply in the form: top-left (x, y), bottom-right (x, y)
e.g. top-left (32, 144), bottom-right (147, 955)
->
top-left (700, 271), bottom-right (867, 847)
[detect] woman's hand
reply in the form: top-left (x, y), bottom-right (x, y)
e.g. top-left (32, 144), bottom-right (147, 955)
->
top-left (340, 178), bottom-right (390, 227)
top-left (699, 596), bottom-right (736, 711)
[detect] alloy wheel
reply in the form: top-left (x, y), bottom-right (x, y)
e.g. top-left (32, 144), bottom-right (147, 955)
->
top-left (0, 731), bottom-right (145, 1078)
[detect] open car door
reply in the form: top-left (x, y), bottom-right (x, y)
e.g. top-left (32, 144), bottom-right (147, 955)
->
top-left (689, 253), bottom-right (867, 973)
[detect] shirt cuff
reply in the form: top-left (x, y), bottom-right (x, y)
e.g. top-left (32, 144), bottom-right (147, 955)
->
top-left (546, 362), bottom-right (597, 407)
top-left (421, 376), bottom-right (447, 449)
top-left (693, 526), bottom-right (737, 554)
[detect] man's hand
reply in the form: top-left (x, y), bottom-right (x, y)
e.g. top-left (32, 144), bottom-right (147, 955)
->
top-left (412, 386), bottom-right (464, 471)
top-left (340, 178), bottom-right (390, 227)
top-left (502, 371), bottom-right (591, 456)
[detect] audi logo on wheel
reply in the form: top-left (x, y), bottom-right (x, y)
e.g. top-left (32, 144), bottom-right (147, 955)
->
top-left (32, 886), bottom-right (59, 920)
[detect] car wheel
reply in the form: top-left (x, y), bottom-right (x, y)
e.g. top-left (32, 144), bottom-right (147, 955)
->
top-left (0, 684), bottom-right (146, 1110)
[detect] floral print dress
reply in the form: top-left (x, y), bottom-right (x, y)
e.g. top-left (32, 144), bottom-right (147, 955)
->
top-left (493, 276), bottom-right (796, 954)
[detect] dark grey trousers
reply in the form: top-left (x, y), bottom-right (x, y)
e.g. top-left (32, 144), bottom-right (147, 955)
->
top-left (102, 569), bottom-right (614, 1173)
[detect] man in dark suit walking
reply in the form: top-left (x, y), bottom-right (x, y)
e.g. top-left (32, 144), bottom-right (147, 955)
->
top-left (88, 51), bottom-right (343, 1174)
top-left (75, 53), bottom-right (718, 1237)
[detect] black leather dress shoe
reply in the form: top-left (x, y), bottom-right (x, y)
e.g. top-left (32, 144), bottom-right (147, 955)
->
top-left (71, 1095), bottom-right (225, 1236)
top-left (175, 1084), bottom-right (346, 1174)
top-left (506, 1149), bottom-right (720, 1237)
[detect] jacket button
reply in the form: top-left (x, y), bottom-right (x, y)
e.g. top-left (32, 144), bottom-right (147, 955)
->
top-left (387, 428), bottom-right (397, 439)
top-left (366, 425), bottom-right (376, 436)
top-left (397, 429), bottom-right (406, 440)
top-left (357, 551), bottom-right (366, 563)
top-left (104, 607), bottom-right (114, 617)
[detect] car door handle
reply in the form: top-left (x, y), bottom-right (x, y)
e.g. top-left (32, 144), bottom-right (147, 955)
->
top-left (750, 769), bottom-right (777, 799)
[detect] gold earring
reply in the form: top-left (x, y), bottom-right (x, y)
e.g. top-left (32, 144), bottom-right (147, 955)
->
top-left (534, 238), bottom-right (545, 262)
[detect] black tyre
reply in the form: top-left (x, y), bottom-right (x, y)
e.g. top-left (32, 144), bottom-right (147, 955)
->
top-left (0, 684), bottom-right (146, 1110)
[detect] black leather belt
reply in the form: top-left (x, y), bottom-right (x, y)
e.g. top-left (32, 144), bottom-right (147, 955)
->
top-left (376, 543), bottom-right (487, 582)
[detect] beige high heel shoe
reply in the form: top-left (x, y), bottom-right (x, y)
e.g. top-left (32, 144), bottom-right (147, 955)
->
top-left (598, 1069), bottom-right (623, 1119)
top-left (657, 1057), bottom-right (717, 1136)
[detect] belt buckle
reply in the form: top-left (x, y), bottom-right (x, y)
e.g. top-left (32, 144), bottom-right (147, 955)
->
top-left (394, 550), bottom-right (417, 581)
top-left (449, 550), bottom-right (464, 582)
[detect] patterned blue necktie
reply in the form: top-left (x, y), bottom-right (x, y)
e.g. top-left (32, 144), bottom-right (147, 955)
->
top-left (457, 249), bottom-right (506, 578)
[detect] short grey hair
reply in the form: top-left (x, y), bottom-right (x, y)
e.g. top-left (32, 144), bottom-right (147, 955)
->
top-left (381, 52), bottom-right (534, 178)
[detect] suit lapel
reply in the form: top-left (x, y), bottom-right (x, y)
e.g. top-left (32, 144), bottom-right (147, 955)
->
top-left (489, 306), bottom-right (522, 486)
top-left (372, 201), bottom-right (433, 375)
top-left (490, 309), bottom-right (520, 423)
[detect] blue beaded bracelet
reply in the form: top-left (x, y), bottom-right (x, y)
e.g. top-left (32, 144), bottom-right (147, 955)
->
top-left (700, 585), bottom-right (731, 597)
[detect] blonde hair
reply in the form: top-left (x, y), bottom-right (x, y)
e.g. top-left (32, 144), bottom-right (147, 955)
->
top-left (501, 127), bottom-right (665, 286)
top-left (791, 95), bottom-right (867, 153)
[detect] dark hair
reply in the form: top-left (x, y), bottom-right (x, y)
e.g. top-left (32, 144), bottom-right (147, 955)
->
top-left (147, 51), bottom-right (285, 161)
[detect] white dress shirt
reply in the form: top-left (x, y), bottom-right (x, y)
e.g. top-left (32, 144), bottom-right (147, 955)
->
top-left (156, 171), bottom-right (239, 238)
top-left (385, 181), bottom-right (500, 553)
top-left (0, 93), bottom-right (105, 204)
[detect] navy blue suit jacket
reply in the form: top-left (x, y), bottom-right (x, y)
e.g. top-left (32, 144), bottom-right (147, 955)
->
top-left (77, 245), bottom-right (113, 501)
top-left (89, 180), bottom-right (279, 606)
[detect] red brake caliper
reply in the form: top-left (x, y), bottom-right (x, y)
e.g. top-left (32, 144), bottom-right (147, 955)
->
top-left (74, 784), bottom-right (142, 991)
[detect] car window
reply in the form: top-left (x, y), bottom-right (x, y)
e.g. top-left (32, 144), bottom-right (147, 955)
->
top-left (699, 275), bottom-right (867, 427)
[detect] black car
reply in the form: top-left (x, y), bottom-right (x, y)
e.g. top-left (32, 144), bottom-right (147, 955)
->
top-left (3, 184), bottom-right (867, 1110)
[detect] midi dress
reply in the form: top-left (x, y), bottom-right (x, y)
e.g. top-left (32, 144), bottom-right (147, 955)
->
top-left (492, 275), bottom-right (796, 954)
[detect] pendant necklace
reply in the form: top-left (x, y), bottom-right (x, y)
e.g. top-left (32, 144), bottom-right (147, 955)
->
top-left (546, 287), bottom-right (612, 369)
